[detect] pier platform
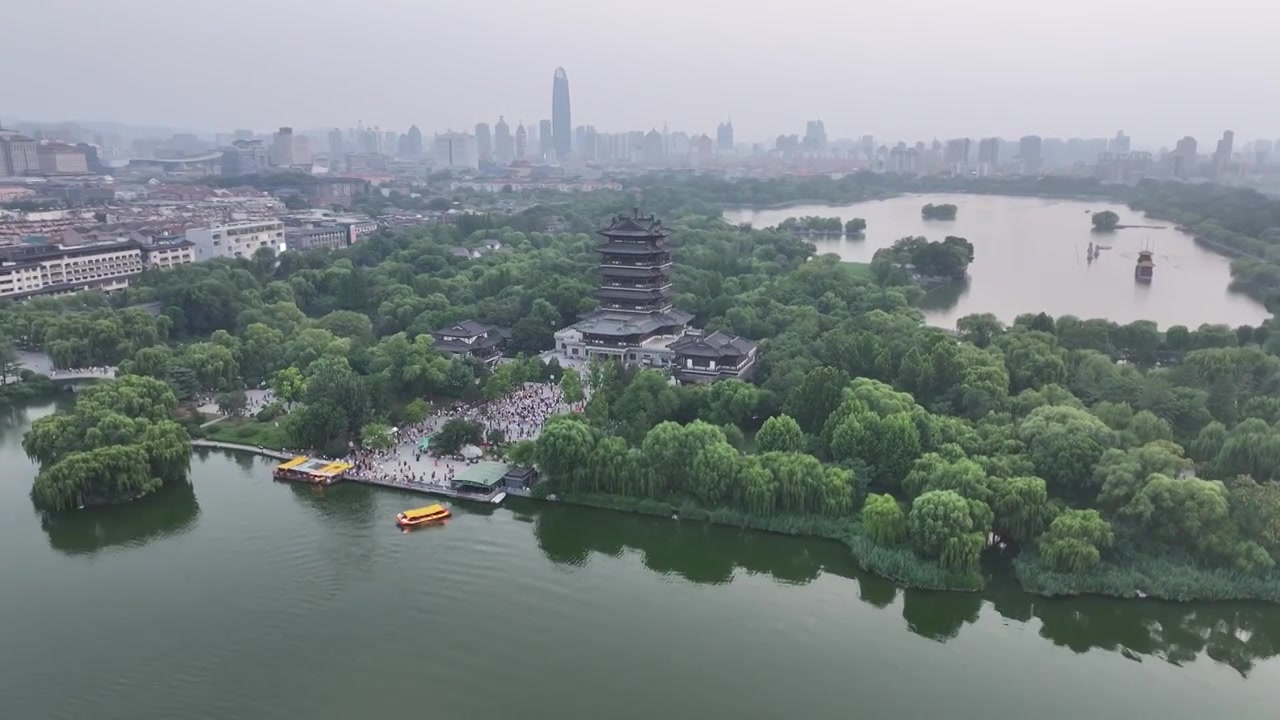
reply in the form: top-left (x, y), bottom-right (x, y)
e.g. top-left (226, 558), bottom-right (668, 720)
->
top-left (345, 460), bottom-right (512, 504)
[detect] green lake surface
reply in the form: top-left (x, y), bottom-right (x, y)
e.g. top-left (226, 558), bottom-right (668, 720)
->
top-left (3, 398), bottom-right (1278, 720)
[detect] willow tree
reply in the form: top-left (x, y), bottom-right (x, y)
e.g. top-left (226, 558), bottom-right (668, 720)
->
top-left (24, 376), bottom-right (190, 510)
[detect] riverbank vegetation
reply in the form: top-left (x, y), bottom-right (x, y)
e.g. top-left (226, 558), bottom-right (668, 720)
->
top-left (7, 175), bottom-right (1280, 601)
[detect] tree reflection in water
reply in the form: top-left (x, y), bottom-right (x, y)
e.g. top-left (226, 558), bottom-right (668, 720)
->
top-left (40, 479), bottom-right (200, 555)
top-left (532, 502), bottom-right (1280, 676)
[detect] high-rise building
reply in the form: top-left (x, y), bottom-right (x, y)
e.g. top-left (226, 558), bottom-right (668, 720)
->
top-left (0, 126), bottom-right (38, 176)
top-left (328, 129), bottom-right (344, 159)
top-left (578, 126), bottom-right (596, 162)
top-left (475, 123), bottom-right (492, 164)
top-left (222, 139), bottom-right (268, 175)
top-left (37, 143), bottom-right (89, 175)
top-left (716, 120), bottom-right (734, 153)
top-left (1018, 135), bottom-right (1043, 174)
top-left (944, 138), bottom-right (971, 171)
top-left (494, 116), bottom-right (514, 164)
top-left (538, 119), bottom-right (553, 159)
top-left (270, 127), bottom-right (310, 166)
top-left (1108, 131), bottom-right (1131, 155)
top-left (803, 120), bottom-right (827, 153)
top-left (978, 137), bottom-right (1000, 165)
top-left (1254, 139), bottom-right (1274, 166)
top-left (643, 130), bottom-right (665, 165)
top-left (515, 123), bottom-right (527, 160)
top-left (551, 67), bottom-right (572, 160)
top-left (433, 132), bottom-right (478, 169)
top-left (1214, 130), bottom-right (1234, 172)
top-left (1172, 136), bottom-right (1198, 178)
top-left (406, 125), bottom-right (423, 158)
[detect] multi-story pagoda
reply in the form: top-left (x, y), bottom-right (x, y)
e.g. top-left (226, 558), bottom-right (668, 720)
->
top-left (553, 210), bottom-right (693, 365)
top-left (551, 209), bottom-right (756, 380)
top-left (595, 210), bottom-right (676, 315)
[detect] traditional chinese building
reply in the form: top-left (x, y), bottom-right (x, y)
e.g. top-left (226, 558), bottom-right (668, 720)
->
top-left (430, 320), bottom-right (506, 365)
top-left (669, 330), bottom-right (759, 383)
top-left (552, 210), bottom-right (756, 382)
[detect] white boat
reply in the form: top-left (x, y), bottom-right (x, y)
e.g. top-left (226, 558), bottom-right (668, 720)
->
top-left (491, 492), bottom-right (508, 505)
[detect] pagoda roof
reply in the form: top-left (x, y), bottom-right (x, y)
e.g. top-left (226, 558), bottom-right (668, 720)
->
top-left (669, 330), bottom-right (758, 358)
top-left (598, 211), bottom-right (670, 238)
top-left (596, 242), bottom-right (668, 256)
top-left (572, 309), bottom-right (693, 337)
top-left (600, 264), bottom-right (668, 278)
top-left (597, 287), bottom-right (673, 301)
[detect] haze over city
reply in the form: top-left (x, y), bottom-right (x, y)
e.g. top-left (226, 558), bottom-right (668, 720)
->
top-left (5, 0), bottom-right (1278, 143)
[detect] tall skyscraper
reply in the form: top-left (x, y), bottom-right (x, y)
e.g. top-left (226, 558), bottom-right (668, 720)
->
top-left (552, 67), bottom-right (572, 160)
top-left (716, 120), bottom-right (734, 152)
top-left (538, 119), bottom-right (553, 159)
top-left (515, 122), bottom-right (527, 160)
top-left (328, 128), bottom-right (344, 159)
top-left (944, 138), bottom-right (971, 170)
top-left (406, 125), bottom-right (423, 158)
top-left (1172, 135), bottom-right (1198, 178)
top-left (434, 132), bottom-right (478, 169)
top-left (977, 137), bottom-right (1000, 173)
top-left (803, 120), bottom-right (827, 153)
top-left (1109, 131), bottom-right (1131, 155)
top-left (474, 123), bottom-right (492, 164)
top-left (1018, 135), bottom-right (1043, 174)
top-left (1214, 130), bottom-right (1234, 172)
top-left (494, 116), bottom-right (514, 164)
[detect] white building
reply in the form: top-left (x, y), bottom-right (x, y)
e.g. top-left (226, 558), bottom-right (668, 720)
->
top-left (186, 220), bottom-right (286, 261)
top-left (433, 132), bottom-right (478, 170)
top-left (0, 241), bottom-right (143, 298)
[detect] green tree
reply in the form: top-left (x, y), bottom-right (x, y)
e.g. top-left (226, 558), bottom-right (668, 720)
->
top-left (1017, 405), bottom-right (1114, 498)
top-left (270, 367), bottom-right (307, 409)
top-left (0, 336), bottom-right (23, 385)
top-left (361, 422), bottom-right (396, 450)
top-left (432, 418), bottom-right (484, 456)
top-left (401, 398), bottom-right (431, 424)
top-left (844, 218), bottom-right (867, 235)
top-left (216, 390), bottom-right (248, 417)
top-left (783, 366), bottom-right (850, 433)
top-left (755, 414), bottom-right (805, 453)
top-left (1038, 509), bottom-right (1113, 572)
top-left (862, 493), bottom-right (906, 545)
top-left (559, 368), bottom-right (585, 404)
top-left (1091, 210), bottom-right (1120, 231)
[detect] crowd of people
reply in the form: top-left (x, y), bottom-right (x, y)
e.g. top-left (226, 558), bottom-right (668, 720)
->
top-left (337, 381), bottom-right (582, 490)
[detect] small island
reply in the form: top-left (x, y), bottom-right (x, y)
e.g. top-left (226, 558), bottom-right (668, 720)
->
top-left (1092, 210), bottom-right (1120, 232)
top-left (871, 235), bottom-right (974, 284)
top-left (921, 203), bottom-right (958, 220)
top-left (775, 215), bottom-right (843, 235)
top-left (844, 217), bottom-right (867, 236)
top-left (24, 376), bottom-right (192, 510)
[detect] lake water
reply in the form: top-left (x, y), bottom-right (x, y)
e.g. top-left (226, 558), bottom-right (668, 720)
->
top-left (3, 398), bottom-right (1280, 720)
top-left (726, 194), bottom-right (1270, 329)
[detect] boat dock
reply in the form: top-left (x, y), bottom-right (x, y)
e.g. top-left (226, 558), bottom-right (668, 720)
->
top-left (191, 441), bottom-right (527, 506)
top-left (345, 471), bottom-right (508, 504)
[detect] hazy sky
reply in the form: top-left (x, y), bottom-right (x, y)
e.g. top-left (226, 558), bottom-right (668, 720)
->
top-left (5, 0), bottom-right (1277, 146)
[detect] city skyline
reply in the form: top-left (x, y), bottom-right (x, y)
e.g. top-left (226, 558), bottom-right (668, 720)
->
top-left (3, 0), bottom-right (1278, 143)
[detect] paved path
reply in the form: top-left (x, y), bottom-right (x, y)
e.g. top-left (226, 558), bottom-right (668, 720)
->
top-left (191, 439), bottom-right (294, 461)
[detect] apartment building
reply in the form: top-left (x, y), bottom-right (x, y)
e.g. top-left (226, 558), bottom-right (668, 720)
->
top-left (185, 220), bottom-right (286, 261)
top-left (0, 241), bottom-right (144, 298)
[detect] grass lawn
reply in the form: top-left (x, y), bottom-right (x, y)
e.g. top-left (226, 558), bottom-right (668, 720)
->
top-left (203, 417), bottom-right (291, 449)
top-left (845, 261), bottom-right (873, 279)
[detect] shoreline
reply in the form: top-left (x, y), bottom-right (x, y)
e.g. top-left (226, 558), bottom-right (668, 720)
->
top-left (189, 441), bottom-right (1280, 604)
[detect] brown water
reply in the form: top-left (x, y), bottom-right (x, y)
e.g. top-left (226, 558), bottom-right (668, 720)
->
top-left (727, 193), bottom-right (1270, 329)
